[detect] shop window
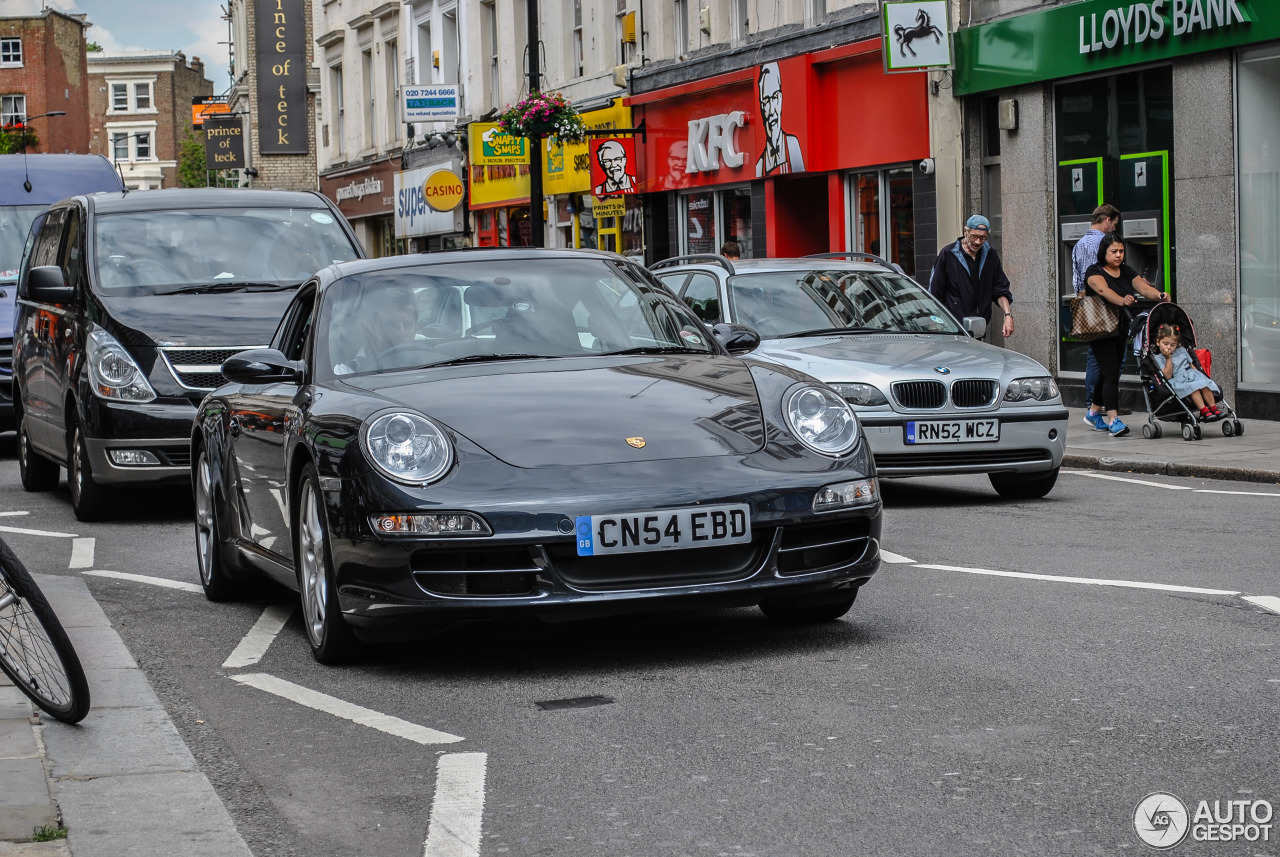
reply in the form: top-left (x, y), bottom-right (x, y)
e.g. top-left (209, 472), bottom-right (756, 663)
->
top-left (847, 168), bottom-right (915, 277)
top-left (679, 188), bottom-right (751, 257)
top-left (1239, 45), bottom-right (1280, 386)
top-left (722, 187), bottom-right (752, 258)
top-left (887, 168), bottom-right (915, 278)
top-left (682, 190), bottom-right (716, 255)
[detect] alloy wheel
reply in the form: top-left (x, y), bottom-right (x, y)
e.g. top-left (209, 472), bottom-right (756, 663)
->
top-left (298, 480), bottom-right (329, 647)
top-left (195, 455), bottom-right (216, 586)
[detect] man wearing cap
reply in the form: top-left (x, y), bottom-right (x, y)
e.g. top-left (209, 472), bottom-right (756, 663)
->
top-left (928, 214), bottom-right (1014, 340)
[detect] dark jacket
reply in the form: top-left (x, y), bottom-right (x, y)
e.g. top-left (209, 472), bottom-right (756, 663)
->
top-left (928, 238), bottom-right (1013, 323)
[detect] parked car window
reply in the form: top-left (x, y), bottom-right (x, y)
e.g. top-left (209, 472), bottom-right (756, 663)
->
top-left (60, 207), bottom-right (85, 294)
top-left (319, 258), bottom-right (713, 378)
top-left (727, 269), bottom-right (964, 337)
top-left (681, 273), bottom-right (722, 323)
top-left (93, 207), bottom-right (359, 293)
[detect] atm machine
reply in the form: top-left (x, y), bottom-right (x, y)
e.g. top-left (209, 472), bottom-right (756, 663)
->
top-left (1057, 159), bottom-right (1104, 378)
top-left (1116, 151), bottom-right (1172, 297)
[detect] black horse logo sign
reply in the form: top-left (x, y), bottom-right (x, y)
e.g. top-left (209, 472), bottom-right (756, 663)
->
top-left (894, 9), bottom-right (944, 58)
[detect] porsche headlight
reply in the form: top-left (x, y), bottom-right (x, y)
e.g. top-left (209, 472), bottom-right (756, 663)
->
top-left (86, 327), bottom-right (156, 402)
top-left (1004, 376), bottom-right (1059, 402)
top-left (362, 412), bottom-right (453, 485)
top-left (830, 382), bottom-right (888, 407)
top-left (785, 386), bottom-right (859, 456)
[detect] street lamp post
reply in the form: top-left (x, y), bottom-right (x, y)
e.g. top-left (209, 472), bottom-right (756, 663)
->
top-left (527, 0), bottom-right (545, 248)
top-left (17, 110), bottom-right (66, 192)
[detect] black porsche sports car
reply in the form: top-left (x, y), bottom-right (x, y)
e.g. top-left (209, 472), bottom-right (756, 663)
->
top-left (192, 249), bottom-right (882, 663)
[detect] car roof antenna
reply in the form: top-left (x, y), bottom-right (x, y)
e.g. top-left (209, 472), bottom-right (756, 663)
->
top-left (116, 159), bottom-right (129, 195)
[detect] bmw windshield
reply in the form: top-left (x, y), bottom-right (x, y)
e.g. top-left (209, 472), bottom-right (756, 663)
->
top-left (319, 258), bottom-right (715, 379)
top-left (92, 207), bottom-right (360, 295)
top-left (728, 269), bottom-right (965, 338)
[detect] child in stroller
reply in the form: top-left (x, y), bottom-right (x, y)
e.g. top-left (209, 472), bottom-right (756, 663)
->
top-left (1133, 302), bottom-right (1244, 441)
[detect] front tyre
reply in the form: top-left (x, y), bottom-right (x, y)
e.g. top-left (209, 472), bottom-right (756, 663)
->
top-left (194, 450), bottom-right (249, 602)
top-left (18, 414), bottom-right (59, 492)
top-left (760, 589), bottom-right (858, 623)
top-left (296, 465), bottom-right (362, 664)
top-left (989, 466), bottom-right (1060, 500)
top-left (68, 420), bottom-right (112, 522)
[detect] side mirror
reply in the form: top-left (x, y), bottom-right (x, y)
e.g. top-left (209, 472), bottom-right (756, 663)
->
top-left (222, 348), bottom-right (304, 385)
top-left (961, 316), bottom-right (987, 340)
top-left (711, 322), bottom-right (761, 356)
top-left (28, 266), bottom-right (75, 304)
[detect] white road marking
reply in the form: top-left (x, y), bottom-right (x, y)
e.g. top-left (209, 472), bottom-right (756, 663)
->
top-left (82, 570), bottom-right (204, 594)
top-left (1243, 596), bottom-right (1280, 616)
top-left (222, 605), bottom-right (295, 669)
top-left (0, 524), bottom-right (78, 538)
top-left (1062, 471), bottom-right (1192, 490)
top-left (69, 538), bottom-right (95, 569)
top-left (268, 487), bottom-right (289, 524)
top-left (0, 511), bottom-right (31, 517)
top-left (229, 673), bottom-right (464, 745)
top-left (913, 564), bottom-right (1240, 596)
top-left (880, 550), bottom-right (915, 564)
top-left (423, 753), bottom-right (489, 857)
top-left (1195, 489), bottom-right (1280, 498)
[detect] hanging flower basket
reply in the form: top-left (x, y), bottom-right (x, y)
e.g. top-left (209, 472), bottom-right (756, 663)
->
top-left (497, 91), bottom-right (588, 145)
top-left (0, 122), bottom-right (38, 155)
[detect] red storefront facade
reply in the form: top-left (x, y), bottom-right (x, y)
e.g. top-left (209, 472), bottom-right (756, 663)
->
top-left (630, 39), bottom-right (932, 276)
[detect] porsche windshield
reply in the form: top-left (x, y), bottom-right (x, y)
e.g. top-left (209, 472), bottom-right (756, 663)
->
top-left (320, 258), bottom-right (715, 377)
top-left (92, 207), bottom-right (359, 294)
top-left (728, 269), bottom-right (964, 337)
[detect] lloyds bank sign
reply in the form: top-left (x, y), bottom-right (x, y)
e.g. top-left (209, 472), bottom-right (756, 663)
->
top-left (955, 0), bottom-right (1278, 94)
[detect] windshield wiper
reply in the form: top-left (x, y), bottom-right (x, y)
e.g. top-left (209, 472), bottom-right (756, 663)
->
top-left (428, 353), bottom-right (545, 367)
top-left (164, 282), bottom-right (297, 295)
top-left (776, 327), bottom-right (889, 338)
top-left (603, 346), bottom-right (705, 355)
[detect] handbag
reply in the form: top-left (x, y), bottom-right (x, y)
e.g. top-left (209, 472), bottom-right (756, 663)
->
top-left (1069, 294), bottom-right (1121, 341)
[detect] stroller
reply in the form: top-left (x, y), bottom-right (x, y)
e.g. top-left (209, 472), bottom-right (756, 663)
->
top-left (1131, 302), bottom-right (1244, 441)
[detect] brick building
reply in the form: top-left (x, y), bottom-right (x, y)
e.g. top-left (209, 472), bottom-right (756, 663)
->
top-left (0, 8), bottom-right (92, 153)
top-left (87, 52), bottom-right (213, 189)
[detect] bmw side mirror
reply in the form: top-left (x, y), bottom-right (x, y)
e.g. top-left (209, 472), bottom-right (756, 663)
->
top-left (223, 348), bottom-right (304, 385)
top-left (962, 316), bottom-right (987, 339)
top-left (28, 266), bottom-right (75, 304)
top-left (711, 322), bottom-right (761, 356)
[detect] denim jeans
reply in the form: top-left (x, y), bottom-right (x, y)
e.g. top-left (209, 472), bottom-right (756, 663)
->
top-left (1084, 348), bottom-right (1099, 408)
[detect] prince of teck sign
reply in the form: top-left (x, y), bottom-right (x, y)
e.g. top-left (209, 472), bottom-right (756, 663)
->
top-left (256, 0), bottom-right (308, 154)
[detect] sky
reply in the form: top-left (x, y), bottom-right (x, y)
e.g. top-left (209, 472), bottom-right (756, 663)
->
top-left (9, 0), bottom-right (233, 94)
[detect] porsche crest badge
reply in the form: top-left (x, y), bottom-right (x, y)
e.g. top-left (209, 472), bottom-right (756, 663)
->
top-left (626, 436), bottom-right (646, 449)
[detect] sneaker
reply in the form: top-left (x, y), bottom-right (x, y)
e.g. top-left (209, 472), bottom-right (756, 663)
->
top-left (1108, 418), bottom-right (1131, 437)
top-left (1083, 411), bottom-right (1108, 431)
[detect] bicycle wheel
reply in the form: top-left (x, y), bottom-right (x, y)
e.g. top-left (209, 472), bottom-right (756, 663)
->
top-left (0, 538), bottom-right (91, 724)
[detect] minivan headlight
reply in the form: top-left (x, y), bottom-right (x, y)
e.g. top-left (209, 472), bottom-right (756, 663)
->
top-left (1004, 376), bottom-right (1059, 402)
top-left (362, 411), bottom-right (453, 485)
top-left (86, 327), bottom-right (157, 402)
top-left (785, 386), bottom-right (859, 456)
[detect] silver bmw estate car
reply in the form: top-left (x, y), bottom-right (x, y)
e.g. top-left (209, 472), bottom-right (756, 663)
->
top-left (651, 254), bottom-right (1068, 499)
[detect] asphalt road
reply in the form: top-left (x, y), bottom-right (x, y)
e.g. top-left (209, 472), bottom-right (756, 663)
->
top-left (1, 444), bottom-right (1277, 857)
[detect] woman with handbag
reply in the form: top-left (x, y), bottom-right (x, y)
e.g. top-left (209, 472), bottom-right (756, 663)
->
top-left (1081, 232), bottom-right (1170, 436)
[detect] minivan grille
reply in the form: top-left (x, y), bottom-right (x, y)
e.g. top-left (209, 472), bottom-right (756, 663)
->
top-left (892, 380), bottom-right (945, 409)
top-left (951, 379), bottom-right (999, 408)
top-left (160, 346), bottom-right (265, 391)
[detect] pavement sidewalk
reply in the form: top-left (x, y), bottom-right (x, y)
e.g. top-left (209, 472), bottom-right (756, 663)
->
top-left (0, 575), bottom-right (251, 857)
top-left (2, 408), bottom-right (1278, 856)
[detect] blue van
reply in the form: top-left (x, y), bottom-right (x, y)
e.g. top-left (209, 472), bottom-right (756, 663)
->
top-left (1, 154), bottom-right (124, 431)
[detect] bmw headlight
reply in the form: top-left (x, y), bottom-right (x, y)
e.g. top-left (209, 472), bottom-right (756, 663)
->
top-left (362, 411), bottom-right (453, 485)
top-left (830, 382), bottom-right (888, 407)
top-left (86, 327), bottom-right (157, 402)
top-left (1004, 376), bottom-right (1059, 402)
top-left (785, 386), bottom-right (859, 456)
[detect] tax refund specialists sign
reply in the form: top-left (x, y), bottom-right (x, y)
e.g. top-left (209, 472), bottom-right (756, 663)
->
top-left (955, 0), bottom-right (1277, 95)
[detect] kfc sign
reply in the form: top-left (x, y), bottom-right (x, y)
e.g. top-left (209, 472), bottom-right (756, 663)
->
top-left (686, 111), bottom-right (746, 174)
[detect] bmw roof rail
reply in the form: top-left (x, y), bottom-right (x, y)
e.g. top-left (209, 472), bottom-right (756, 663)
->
top-left (803, 251), bottom-right (901, 271)
top-left (649, 253), bottom-right (737, 276)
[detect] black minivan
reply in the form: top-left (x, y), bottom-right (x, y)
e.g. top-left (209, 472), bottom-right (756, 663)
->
top-left (14, 188), bottom-right (364, 520)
